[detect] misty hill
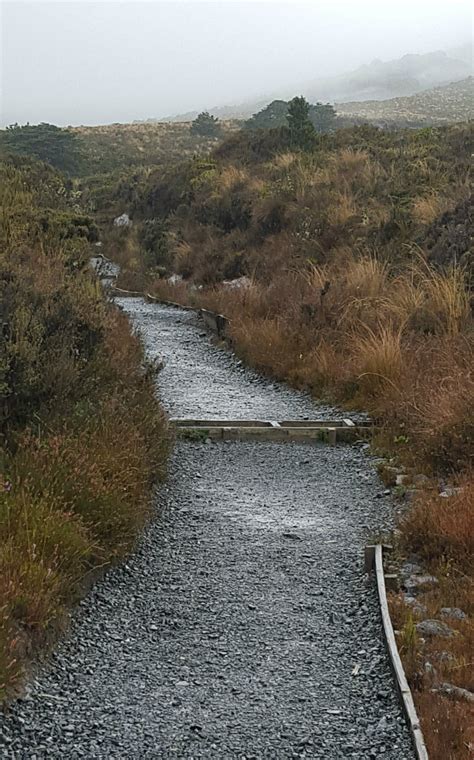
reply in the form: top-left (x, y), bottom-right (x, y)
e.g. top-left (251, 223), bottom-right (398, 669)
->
top-left (305, 49), bottom-right (471, 103)
top-left (337, 77), bottom-right (474, 127)
top-left (164, 47), bottom-right (472, 123)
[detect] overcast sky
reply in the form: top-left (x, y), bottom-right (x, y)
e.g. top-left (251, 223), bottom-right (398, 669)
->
top-left (1, 0), bottom-right (472, 126)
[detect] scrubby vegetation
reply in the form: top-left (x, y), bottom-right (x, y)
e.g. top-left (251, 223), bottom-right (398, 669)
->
top-left (191, 111), bottom-right (222, 137)
top-left (0, 123), bottom-right (83, 174)
top-left (245, 98), bottom-right (336, 133)
top-left (0, 154), bottom-right (169, 699)
top-left (105, 117), bottom-right (472, 757)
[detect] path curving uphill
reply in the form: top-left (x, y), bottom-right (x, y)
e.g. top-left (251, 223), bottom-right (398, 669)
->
top-left (0, 299), bottom-right (413, 759)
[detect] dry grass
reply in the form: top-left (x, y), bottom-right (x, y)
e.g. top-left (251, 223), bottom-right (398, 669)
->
top-left (416, 692), bottom-right (474, 760)
top-left (217, 165), bottom-right (249, 191)
top-left (418, 263), bottom-right (471, 336)
top-left (229, 317), bottom-right (304, 379)
top-left (350, 324), bottom-right (403, 405)
top-left (412, 193), bottom-right (453, 225)
top-left (401, 481), bottom-right (474, 574)
top-left (151, 257), bottom-right (473, 456)
top-left (327, 191), bottom-right (358, 226)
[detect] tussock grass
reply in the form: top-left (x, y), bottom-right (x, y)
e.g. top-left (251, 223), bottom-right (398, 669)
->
top-left (350, 324), bottom-right (403, 403)
top-left (412, 193), bottom-right (452, 225)
top-left (401, 480), bottom-right (474, 573)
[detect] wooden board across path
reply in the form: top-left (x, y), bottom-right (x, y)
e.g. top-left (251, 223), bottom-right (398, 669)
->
top-left (171, 418), bottom-right (374, 444)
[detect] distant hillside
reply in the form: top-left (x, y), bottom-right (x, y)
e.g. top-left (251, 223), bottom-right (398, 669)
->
top-left (337, 77), bottom-right (474, 127)
top-left (0, 120), bottom-right (239, 180)
top-left (71, 120), bottom-right (239, 174)
top-left (305, 50), bottom-right (471, 104)
top-left (163, 47), bottom-right (472, 122)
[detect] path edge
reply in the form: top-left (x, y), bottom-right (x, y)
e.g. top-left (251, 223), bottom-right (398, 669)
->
top-left (368, 544), bottom-right (429, 760)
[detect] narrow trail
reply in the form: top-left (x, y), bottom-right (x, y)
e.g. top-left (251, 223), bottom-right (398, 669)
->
top-left (0, 299), bottom-right (413, 759)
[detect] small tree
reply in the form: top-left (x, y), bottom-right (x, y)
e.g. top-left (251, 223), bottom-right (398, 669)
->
top-left (287, 96), bottom-right (317, 150)
top-left (190, 112), bottom-right (221, 137)
top-left (244, 100), bottom-right (289, 130)
top-left (309, 103), bottom-right (336, 133)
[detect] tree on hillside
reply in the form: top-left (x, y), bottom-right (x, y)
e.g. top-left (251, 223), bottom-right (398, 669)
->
top-left (309, 103), bottom-right (336, 133)
top-left (287, 96), bottom-right (317, 150)
top-left (0, 123), bottom-right (83, 174)
top-left (244, 100), bottom-right (289, 130)
top-left (190, 112), bottom-right (221, 137)
top-left (245, 99), bottom-right (336, 135)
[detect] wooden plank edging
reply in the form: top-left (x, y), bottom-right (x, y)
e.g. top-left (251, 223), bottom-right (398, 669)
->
top-left (145, 293), bottom-right (194, 310)
top-left (373, 544), bottom-right (429, 760)
top-left (110, 286), bottom-right (144, 297)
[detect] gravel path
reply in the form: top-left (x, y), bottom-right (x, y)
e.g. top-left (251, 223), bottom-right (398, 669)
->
top-left (0, 299), bottom-right (413, 759)
top-left (119, 298), bottom-right (343, 421)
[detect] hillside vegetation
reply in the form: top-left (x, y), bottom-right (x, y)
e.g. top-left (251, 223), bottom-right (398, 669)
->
top-left (0, 120), bottom-right (238, 177)
top-left (0, 154), bottom-right (169, 699)
top-left (337, 77), bottom-right (474, 127)
top-left (71, 120), bottom-right (239, 175)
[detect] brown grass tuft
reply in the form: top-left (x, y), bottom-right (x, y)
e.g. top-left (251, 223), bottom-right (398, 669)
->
top-left (401, 480), bottom-right (474, 573)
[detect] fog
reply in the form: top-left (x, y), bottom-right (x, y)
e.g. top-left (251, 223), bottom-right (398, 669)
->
top-left (1, 0), bottom-right (472, 126)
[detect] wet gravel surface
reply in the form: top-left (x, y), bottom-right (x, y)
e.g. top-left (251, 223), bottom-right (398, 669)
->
top-left (118, 298), bottom-right (344, 421)
top-left (0, 298), bottom-right (413, 759)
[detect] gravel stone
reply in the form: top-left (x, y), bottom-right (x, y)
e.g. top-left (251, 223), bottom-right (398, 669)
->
top-left (0, 299), bottom-right (413, 759)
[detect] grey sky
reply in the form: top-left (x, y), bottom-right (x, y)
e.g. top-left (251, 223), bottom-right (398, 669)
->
top-left (1, 0), bottom-right (472, 126)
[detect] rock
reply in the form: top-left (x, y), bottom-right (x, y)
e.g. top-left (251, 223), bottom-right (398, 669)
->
top-left (222, 276), bottom-right (252, 290)
top-left (167, 274), bottom-right (183, 285)
top-left (439, 486), bottom-right (461, 498)
top-left (113, 213), bottom-right (132, 227)
top-left (403, 574), bottom-right (438, 593)
top-left (403, 596), bottom-right (427, 616)
top-left (416, 619), bottom-right (454, 638)
top-left (436, 650), bottom-right (456, 663)
top-left (424, 662), bottom-right (436, 677)
top-left (440, 607), bottom-right (467, 621)
top-left (438, 683), bottom-right (474, 703)
top-left (400, 562), bottom-right (423, 578)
